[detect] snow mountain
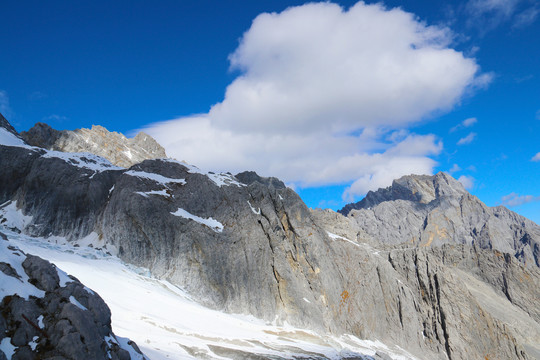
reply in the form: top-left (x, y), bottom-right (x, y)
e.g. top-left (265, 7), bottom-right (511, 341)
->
top-left (1, 114), bottom-right (539, 360)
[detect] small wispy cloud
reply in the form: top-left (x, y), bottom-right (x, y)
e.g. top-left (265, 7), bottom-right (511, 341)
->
top-left (513, 5), bottom-right (540, 28)
top-left (457, 132), bottom-right (477, 145)
top-left (514, 74), bottom-right (534, 83)
top-left (448, 163), bottom-right (461, 174)
top-left (465, 0), bottom-right (539, 33)
top-left (29, 91), bottom-right (48, 101)
top-left (532, 152), bottom-right (540, 162)
top-left (42, 114), bottom-right (68, 122)
top-left (501, 192), bottom-right (540, 207)
top-left (450, 117), bottom-right (477, 132)
top-left (458, 175), bottom-right (475, 189)
top-left (0, 90), bottom-right (13, 118)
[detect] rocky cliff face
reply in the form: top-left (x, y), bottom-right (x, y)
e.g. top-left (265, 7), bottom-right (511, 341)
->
top-left (2, 117), bottom-right (540, 359)
top-left (332, 172), bottom-right (540, 268)
top-left (0, 231), bottom-right (145, 359)
top-left (20, 122), bottom-right (167, 168)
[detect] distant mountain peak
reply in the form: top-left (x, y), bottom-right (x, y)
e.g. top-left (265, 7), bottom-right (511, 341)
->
top-left (339, 172), bottom-right (466, 215)
top-left (20, 122), bottom-right (167, 168)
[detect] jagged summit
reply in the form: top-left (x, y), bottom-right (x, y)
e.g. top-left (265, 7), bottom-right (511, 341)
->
top-left (339, 172), bottom-right (466, 215)
top-left (330, 172), bottom-right (540, 268)
top-left (20, 122), bottom-right (167, 168)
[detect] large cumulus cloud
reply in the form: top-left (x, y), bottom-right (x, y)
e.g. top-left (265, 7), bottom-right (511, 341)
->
top-left (143, 1), bottom-right (489, 202)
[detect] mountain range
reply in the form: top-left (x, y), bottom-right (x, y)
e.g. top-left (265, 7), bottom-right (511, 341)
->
top-left (1, 112), bottom-right (539, 360)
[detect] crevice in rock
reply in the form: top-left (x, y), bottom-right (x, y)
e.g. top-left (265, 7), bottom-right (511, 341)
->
top-left (434, 273), bottom-right (452, 360)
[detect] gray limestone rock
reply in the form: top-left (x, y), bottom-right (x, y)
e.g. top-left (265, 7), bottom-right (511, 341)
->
top-left (0, 241), bottom-right (145, 359)
top-left (21, 122), bottom-right (167, 168)
top-left (3, 116), bottom-right (540, 359)
top-left (336, 172), bottom-right (540, 268)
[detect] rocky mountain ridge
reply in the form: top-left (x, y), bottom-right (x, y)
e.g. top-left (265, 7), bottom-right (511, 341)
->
top-left (327, 172), bottom-right (540, 268)
top-left (20, 122), bottom-right (167, 168)
top-left (1, 115), bottom-right (540, 359)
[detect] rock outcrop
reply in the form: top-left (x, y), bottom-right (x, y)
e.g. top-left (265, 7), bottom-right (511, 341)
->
top-left (0, 232), bottom-right (145, 359)
top-left (20, 122), bottom-right (167, 168)
top-left (3, 117), bottom-right (540, 359)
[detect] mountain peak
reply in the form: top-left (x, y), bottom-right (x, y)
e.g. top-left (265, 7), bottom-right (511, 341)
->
top-left (339, 172), bottom-right (466, 215)
top-left (20, 122), bottom-right (167, 168)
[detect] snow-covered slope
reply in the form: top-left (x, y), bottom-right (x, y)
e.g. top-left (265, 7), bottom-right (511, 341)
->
top-left (2, 226), bottom-right (417, 360)
top-left (0, 230), bottom-right (145, 359)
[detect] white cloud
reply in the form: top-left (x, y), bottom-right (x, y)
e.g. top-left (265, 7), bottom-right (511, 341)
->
top-left (466, 0), bottom-right (539, 31)
top-left (457, 132), bottom-right (477, 145)
top-left (501, 192), bottom-right (540, 207)
top-left (212, 2), bottom-right (484, 135)
top-left (342, 155), bottom-right (439, 201)
top-left (467, 0), bottom-right (519, 17)
top-left (513, 5), bottom-right (540, 28)
top-left (458, 175), bottom-right (475, 189)
top-left (462, 117), bottom-right (478, 127)
top-left (144, 2), bottom-right (488, 202)
top-left (532, 152), bottom-right (540, 161)
top-left (145, 116), bottom-right (442, 189)
top-left (449, 163), bottom-right (461, 174)
top-left (450, 117), bottom-right (477, 132)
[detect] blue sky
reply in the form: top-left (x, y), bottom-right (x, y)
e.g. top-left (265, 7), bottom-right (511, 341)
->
top-left (1, 0), bottom-right (539, 223)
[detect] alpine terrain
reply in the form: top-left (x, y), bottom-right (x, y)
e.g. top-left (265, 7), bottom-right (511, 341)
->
top-left (1, 112), bottom-right (539, 360)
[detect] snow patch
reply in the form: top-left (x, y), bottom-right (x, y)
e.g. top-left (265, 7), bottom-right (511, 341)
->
top-left (116, 335), bottom-right (146, 360)
top-left (247, 200), bottom-right (261, 215)
top-left (42, 150), bottom-right (122, 172)
top-left (29, 336), bottom-right (39, 351)
top-left (0, 240), bottom-right (45, 301)
top-left (84, 286), bottom-right (95, 295)
top-left (135, 189), bottom-right (170, 198)
top-left (125, 170), bottom-right (186, 185)
top-left (0, 337), bottom-right (16, 359)
top-left (170, 208), bottom-right (223, 233)
top-left (37, 315), bottom-right (44, 329)
top-left (0, 128), bottom-right (27, 147)
top-left (74, 231), bottom-right (105, 249)
top-left (161, 158), bottom-right (245, 187)
top-left (0, 201), bottom-right (33, 232)
top-left (327, 232), bottom-right (361, 247)
top-left (57, 267), bottom-right (73, 287)
top-left (69, 295), bottom-right (88, 311)
top-left (207, 172), bottom-right (245, 187)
